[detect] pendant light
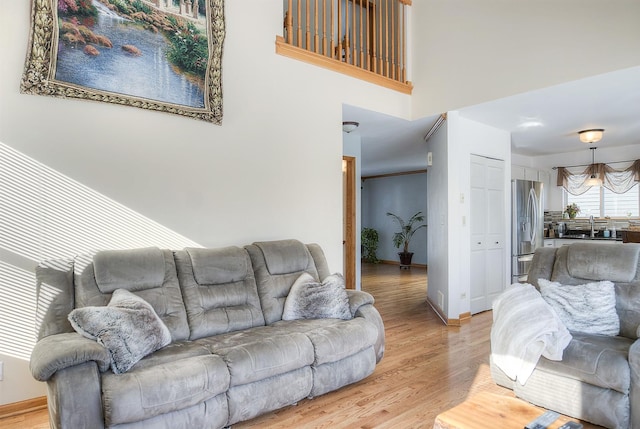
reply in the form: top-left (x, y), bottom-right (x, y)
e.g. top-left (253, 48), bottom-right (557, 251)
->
top-left (585, 147), bottom-right (602, 187)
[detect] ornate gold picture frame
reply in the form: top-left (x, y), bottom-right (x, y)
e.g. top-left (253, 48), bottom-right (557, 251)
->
top-left (21, 0), bottom-right (225, 124)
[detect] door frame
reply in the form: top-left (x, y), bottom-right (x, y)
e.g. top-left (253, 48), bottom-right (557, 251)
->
top-left (343, 156), bottom-right (356, 289)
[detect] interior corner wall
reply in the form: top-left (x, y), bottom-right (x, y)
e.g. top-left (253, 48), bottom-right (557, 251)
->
top-left (343, 133), bottom-right (362, 290)
top-left (0, 0), bottom-right (411, 405)
top-left (361, 174), bottom-right (427, 265)
top-left (410, 0), bottom-right (640, 118)
top-left (425, 124), bottom-right (448, 318)
top-left (443, 112), bottom-right (511, 320)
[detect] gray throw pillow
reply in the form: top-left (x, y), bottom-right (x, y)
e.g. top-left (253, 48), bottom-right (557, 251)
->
top-left (282, 273), bottom-right (352, 321)
top-left (538, 278), bottom-right (620, 336)
top-left (68, 289), bottom-right (172, 374)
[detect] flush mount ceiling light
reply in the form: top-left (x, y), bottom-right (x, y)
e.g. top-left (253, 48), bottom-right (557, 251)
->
top-left (578, 128), bottom-right (604, 144)
top-left (342, 121), bottom-right (360, 133)
top-left (585, 147), bottom-right (602, 187)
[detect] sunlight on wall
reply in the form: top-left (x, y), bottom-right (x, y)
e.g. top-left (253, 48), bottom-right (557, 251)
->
top-left (0, 142), bottom-right (202, 361)
top-left (0, 143), bottom-right (201, 260)
top-left (0, 262), bottom-right (37, 360)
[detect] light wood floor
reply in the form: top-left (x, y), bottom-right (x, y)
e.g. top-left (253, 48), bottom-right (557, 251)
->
top-left (0, 263), bottom-right (537, 428)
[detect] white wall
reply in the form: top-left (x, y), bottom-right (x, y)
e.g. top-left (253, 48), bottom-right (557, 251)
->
top-left (429, 112), bottom-right (511, 320)
top-left (0, 0), bottom-right (411, 404)
top-left (342, 132), bottom-right (362, 289)
top-left (426, 125), bottom-right (449, 316)
top-left (411, 0), bottom-right (640, 118)
top-left (361, 173), bottom-right (428, 264)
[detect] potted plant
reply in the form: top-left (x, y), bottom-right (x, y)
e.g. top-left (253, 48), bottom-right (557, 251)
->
top-left (565, 203), bottom-right (580, 219)
top-left (361, 227), bottom-right (380, 263)
top-left (386, 211), bottom-right (427, 267)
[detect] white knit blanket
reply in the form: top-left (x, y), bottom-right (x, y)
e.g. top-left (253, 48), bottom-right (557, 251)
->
top-left (491, 283), bottom-right (572, 385)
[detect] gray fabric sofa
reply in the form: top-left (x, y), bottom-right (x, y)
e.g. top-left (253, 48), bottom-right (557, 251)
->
top-left (30, 239), bottom-right (385, 429)
top-left (491, 242), bottom-right (640, 429)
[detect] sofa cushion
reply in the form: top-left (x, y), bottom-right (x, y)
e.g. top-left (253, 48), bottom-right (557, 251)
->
top-left (282, 273), bottom-right (351, 321)
top-left (616, 282), bottom-right (640, 339)
top-left (539, 278), bottom-right (620, 336)
top-left (265, 317), bottom-right (378, 365)
top-left (93, 247), bottom-right (166, 293)
top-left (565, 242), bottom-right (640, 283)
top-left (74, 249), bottom-right (190, 341)
top-left (68, 289), bottom-right (172, 374)
top-left (174, 248), bottom-right (265, 340)
top-left (246, 240), bottom-right (320, 324)
top-left (302, 317), bottom-right (378, 365)
top-left (535, 332), bottom-right (633, 395)
top-left (256, 239), bottom-right (317, 275)
top-left (195, 327), bottom-right (314, 386)
top-left (101, 354), bottom-right (230, 426)
top-left (130, 341), bottom-right (212, 371)
top-left (186, 247), bottom-right (250, 285)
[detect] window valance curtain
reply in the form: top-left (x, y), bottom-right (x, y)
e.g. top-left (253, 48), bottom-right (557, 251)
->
top-left (556, 160), bottom-right (640, 196)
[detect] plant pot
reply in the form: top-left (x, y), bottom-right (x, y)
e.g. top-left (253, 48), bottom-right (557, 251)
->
top-left (398, 252), bottom-right (414, 267)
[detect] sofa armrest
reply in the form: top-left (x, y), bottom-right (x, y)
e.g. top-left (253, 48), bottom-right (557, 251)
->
top-left (526, 247), bottom-right (557, 288)
top-left (629, 338), bottom-right (640, 429)
top-left (346, 290), bottom-right (374, 316)
top-left (348, 293), bottom-right (385, 363)
top-left (30, 332), bottom-right (111, 381)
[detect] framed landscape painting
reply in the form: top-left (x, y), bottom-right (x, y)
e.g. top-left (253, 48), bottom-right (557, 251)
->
top-left (21, 0), bottom-right (225, 124)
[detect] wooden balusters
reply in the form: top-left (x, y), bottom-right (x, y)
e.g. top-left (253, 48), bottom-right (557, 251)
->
top-left (305, 0), bottom-right (312, 51)
top-left (322, 0), bottom-right (327, 55)
top-left (296, 0), bottom-right (302, 48)
top-left (281, 0), bottom-right (409, 85)
top-left (286, 0), bottom-right (293, 44)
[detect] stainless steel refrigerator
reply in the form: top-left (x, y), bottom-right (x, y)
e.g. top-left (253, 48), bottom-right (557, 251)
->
top-left (511, 179), bottom-right (544, 283)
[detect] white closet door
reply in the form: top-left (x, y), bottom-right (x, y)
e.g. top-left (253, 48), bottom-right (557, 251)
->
top-left (470, 155), bottom-right (505, 314)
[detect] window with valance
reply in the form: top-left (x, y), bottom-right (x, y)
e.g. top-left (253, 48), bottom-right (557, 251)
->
top-left (556, 160), bottom-right (640, 196)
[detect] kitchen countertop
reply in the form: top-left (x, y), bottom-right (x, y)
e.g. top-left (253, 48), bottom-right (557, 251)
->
top-left (552, 234), bottom-right (622, 241)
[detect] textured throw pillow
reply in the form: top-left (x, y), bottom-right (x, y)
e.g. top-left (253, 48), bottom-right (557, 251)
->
top-left (282, 273), bottom-right (352, 321)
top-left (68, 289), bottom-right (172, 374)
top-left (538, 278), bottom-right (620, 336)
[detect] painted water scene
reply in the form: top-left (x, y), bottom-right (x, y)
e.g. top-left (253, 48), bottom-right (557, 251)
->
top-left (55, 0), bottom-right (209, 108)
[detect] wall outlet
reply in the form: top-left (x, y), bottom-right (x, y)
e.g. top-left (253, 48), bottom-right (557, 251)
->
top-left (460, 293), bottom-right (467, 300)
top-left (437, 291), bottom-right (444, 309)
top-left (0, 361), bottom-right (4, 381)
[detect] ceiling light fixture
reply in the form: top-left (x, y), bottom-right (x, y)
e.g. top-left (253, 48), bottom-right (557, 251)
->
top-left (578, 128), bottom-right (604, 144)
top-left (585, 147), bottom-right (602, 187)
top-left (342, 121), bottom-right (360, 133)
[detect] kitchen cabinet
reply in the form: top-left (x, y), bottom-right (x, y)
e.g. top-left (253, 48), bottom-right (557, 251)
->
top-left (470, 155), bottom-right (505, 315)
top-left (537, 170), bottom-right (550, 210)
top-left (511, 165), bottom-right (551, 210)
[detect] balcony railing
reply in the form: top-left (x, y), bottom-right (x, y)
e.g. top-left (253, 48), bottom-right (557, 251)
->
top-left (276, 0), bottom-right (412, 94)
